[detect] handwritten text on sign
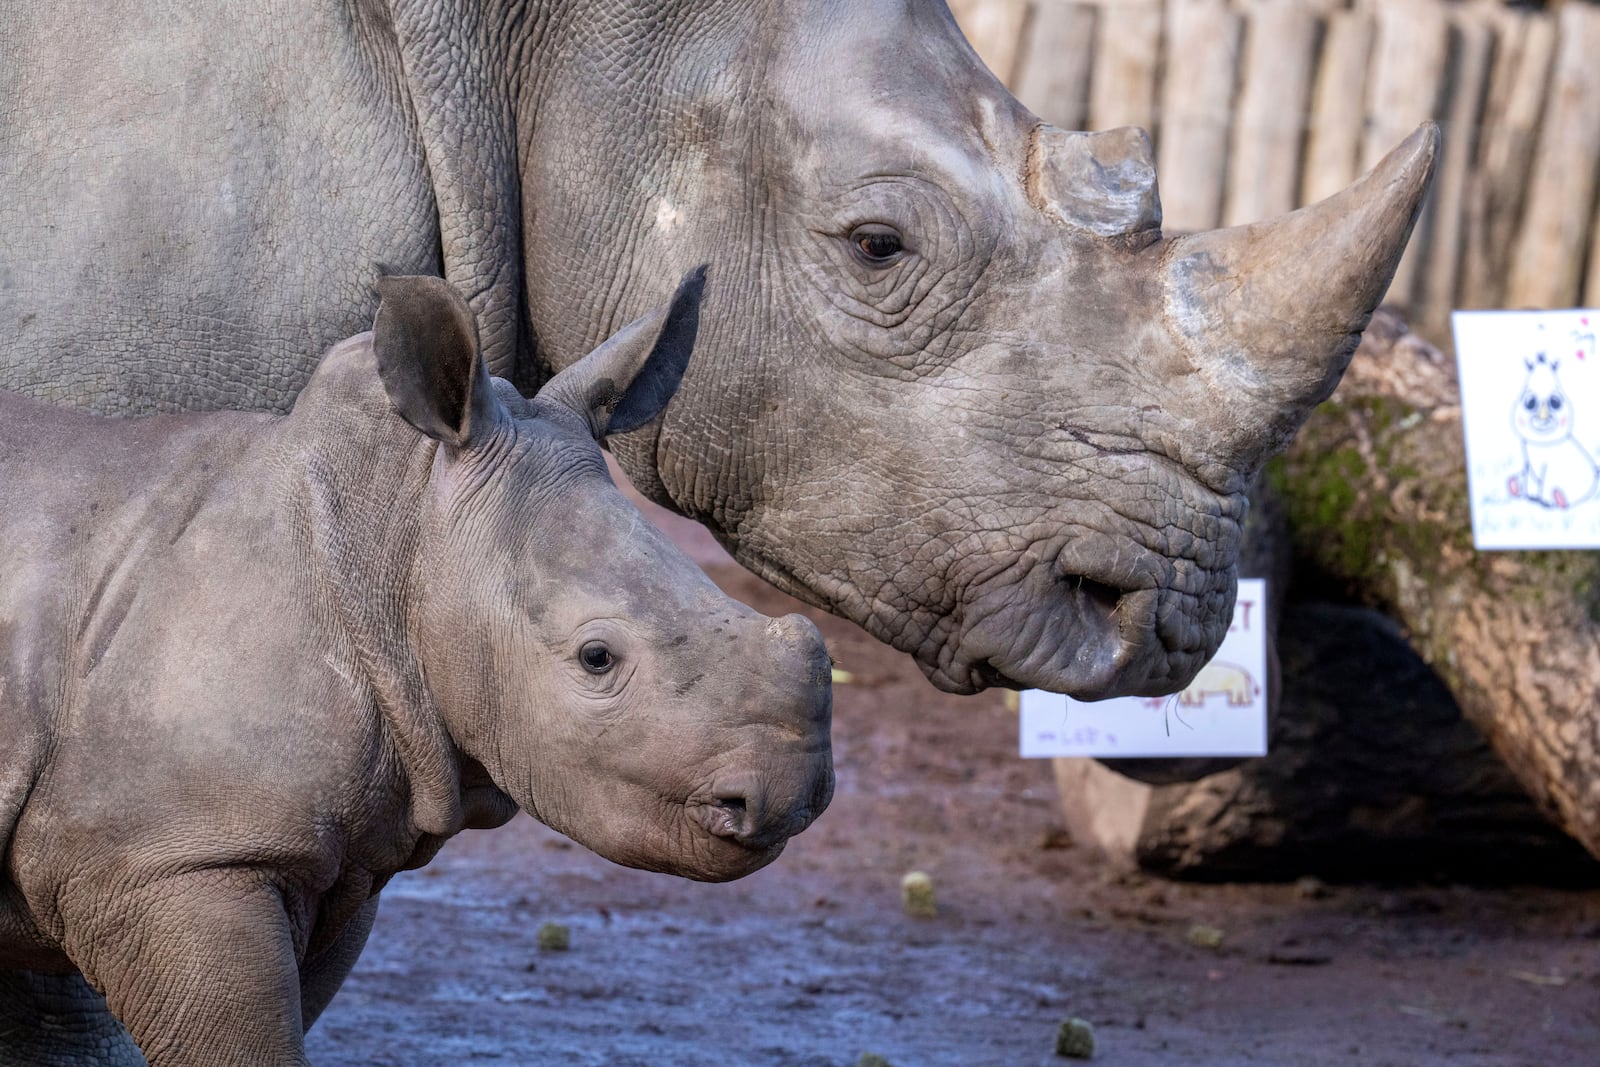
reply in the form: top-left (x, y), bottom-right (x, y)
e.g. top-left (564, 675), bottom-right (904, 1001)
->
top-left (1018, 579), bottom-right (1268, 758)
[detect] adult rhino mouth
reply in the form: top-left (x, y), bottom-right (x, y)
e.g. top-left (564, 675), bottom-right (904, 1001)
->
top-left (958, 581), bottom-right (1161, 698)
top-left (925, 540), bottom-right (1233, 699)
top-left (715, 498), bottom-right (1235, 700)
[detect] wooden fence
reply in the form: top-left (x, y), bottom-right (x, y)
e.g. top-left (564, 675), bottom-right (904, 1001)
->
top-left (949, 0), bottom-right (1600, 341)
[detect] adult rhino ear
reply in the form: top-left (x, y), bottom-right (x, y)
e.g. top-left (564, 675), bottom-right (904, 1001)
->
top-left (537, 266), bottom-right (706, 439)
top-left (373, 275), bottom-right (500, 447)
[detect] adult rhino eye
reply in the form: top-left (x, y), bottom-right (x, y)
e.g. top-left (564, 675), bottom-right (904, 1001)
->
top-left (579, 642), bottom-right (615, 675)
top-left (850, 226), bottom-right (904, 266)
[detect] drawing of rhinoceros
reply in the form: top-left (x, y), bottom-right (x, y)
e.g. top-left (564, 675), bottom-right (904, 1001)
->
top-left (1176, 661), bottom-right (1258, 707)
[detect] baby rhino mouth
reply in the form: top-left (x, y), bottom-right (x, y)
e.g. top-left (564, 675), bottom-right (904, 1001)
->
top-left (683, 761), bottom-right (833, 878)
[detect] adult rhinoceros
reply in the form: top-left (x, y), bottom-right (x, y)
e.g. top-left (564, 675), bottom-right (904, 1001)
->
top-left (1, 0), bottom-right (1434, 704)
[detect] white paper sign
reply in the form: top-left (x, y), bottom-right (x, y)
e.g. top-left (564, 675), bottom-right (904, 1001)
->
top-left (1018, 579), bottom-right (1268, 758)
top-left (1453, 310), bottom-right (1600, 550)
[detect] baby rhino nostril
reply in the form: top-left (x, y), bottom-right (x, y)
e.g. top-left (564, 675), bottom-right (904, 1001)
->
top-left (714, 794), bottom-right (752, 837)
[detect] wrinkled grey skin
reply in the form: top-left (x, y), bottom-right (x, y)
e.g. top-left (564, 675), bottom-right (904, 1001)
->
top-left (0, 275), bottom-right (833, 1066)
top-left (0, 0), bottom-right (1436, 702)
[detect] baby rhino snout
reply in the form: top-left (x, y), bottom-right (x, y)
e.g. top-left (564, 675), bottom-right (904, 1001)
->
top-left (697, 611), bottom-right (834, 853)
top-left (703, 777), bottom-right (822, 851)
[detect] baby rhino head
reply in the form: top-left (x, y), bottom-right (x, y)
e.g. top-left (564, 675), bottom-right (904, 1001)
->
top-left (1513, 353), bottom-right (1574, 444)
top-left (373, 270), bottom-right (833, 881)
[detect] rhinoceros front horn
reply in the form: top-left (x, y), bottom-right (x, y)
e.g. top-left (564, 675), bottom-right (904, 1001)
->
top-left (1164, 122), bottom-right (1440, 471)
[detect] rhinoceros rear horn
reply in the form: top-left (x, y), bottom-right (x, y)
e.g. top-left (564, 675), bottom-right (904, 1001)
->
top-left (539, 265), bottom-right (708, 439)
top-left (1029, 125), bottom-right (1161, 238)
top-left (373, 275), bottom-right (497, 448)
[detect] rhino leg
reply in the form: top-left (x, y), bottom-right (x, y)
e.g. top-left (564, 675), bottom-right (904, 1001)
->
top-left (298, 895), bottom-right (379, 1031)
top-left (61, 875), bottom-right (310, 1067)
top-left (0, 896), bottom-right (377, 1064)
top-left (0, 971), bottom-right (146, 1067)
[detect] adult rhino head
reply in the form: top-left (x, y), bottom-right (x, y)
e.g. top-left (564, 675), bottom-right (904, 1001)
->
top-left (0, 0), bottom-right (1435, 700)
top-left (519, 2), bottom-right (1437, 697)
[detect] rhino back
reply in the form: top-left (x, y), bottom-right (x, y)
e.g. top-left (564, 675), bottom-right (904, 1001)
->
top-left (0, 0), bottom-right (440, 415)
top-left (0, 387), bottom-right (444, 934)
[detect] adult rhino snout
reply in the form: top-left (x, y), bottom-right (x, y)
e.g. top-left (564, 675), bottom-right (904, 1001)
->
top-left (954, 547), bottom-right (1209, 700)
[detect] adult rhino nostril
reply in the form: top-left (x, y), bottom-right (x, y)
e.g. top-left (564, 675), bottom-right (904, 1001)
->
top-left (1054, 573), bottom-right (1160, 692)
top-left (1075, 575), bottom-right (1126, 617)
top-left (1061, 575), bottom-right (1126, 621)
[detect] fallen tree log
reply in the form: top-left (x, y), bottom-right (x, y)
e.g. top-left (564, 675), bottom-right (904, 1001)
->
top-left (1056, 601), bottom-right (1596, 881)
top-left (1276, 312), bottom-right (1600, 861)
top-left (1056, 311), bottom-right (1600, 880)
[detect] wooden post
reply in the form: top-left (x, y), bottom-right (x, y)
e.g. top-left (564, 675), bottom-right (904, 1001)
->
top-left (1224, 2), bottom-right (1322, 227)
top-left (949, 0), bottom-right (1034, 89)
top-left (1301, 11), bottom-right (1374, 208)
top-left (1089, 2), bottom-right (1164, 133)
top-left (1013, 3), bottom-right (1098, 131)
top-left (1582, 123), bottom-right (1600, 303)
top-left (1419, 13), bottom-right (1492, 336)
top-left (1156, 0), bottom-right (1241, 232)
top-left (1506, 3), bottom-right (1600, 310)
top-left (1362, 1), bottom-right (1452, 311)
top-left (1460, 11), bottom-right (1555, 311)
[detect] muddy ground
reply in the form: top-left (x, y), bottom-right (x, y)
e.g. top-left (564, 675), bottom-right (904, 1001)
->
top-left (308, 486), bottom-right (1600, 1067)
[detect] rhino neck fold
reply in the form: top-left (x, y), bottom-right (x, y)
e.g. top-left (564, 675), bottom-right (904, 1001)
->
top-left (384, 0), bottom-right (535, 379)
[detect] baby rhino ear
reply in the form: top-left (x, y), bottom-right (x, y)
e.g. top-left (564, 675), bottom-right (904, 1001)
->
top-left (372, 276), bottom-right (499, 447)
top-left (537, 266), bottom-right (707, 440)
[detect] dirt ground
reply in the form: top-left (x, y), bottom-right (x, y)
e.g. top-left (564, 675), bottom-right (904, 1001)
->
top-left (307, 486), bottom-right (1600, 1067)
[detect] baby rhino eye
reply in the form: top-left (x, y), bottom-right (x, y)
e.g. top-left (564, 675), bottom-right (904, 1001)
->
top-left (579, 642), bottom-right (615, 675)
top-left (1524, 394), bottom-right (1538, 411)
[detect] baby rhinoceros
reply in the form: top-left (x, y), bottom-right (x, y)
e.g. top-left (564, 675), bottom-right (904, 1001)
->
top-left (0, 270), bottom-right (834, 1066)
